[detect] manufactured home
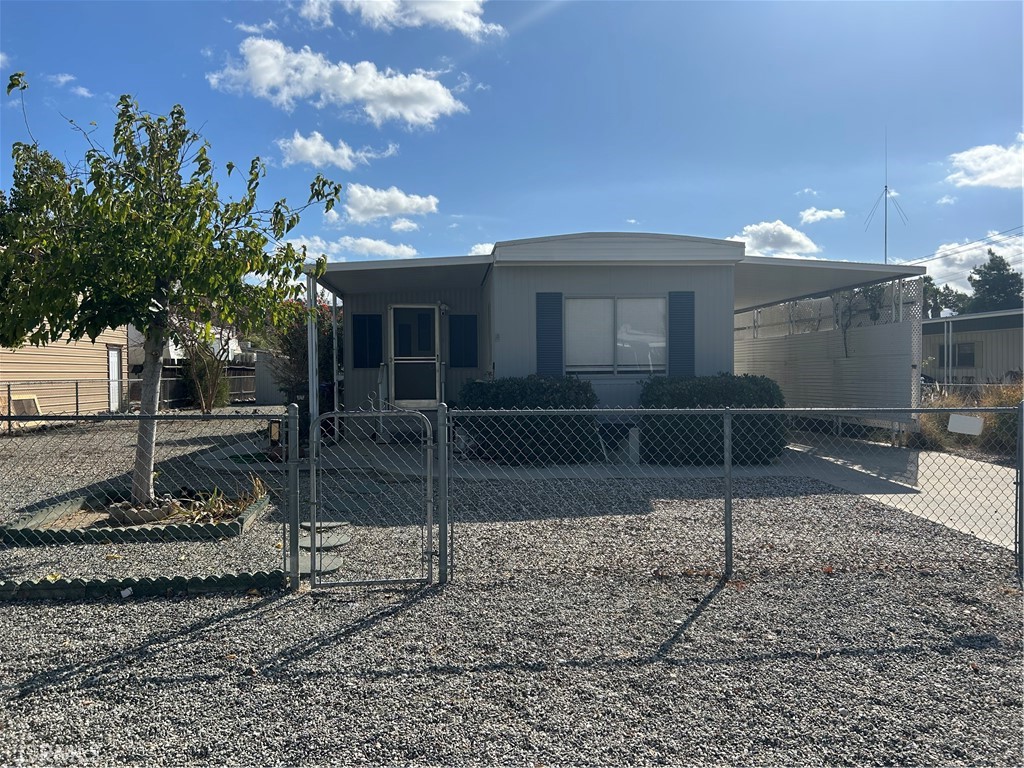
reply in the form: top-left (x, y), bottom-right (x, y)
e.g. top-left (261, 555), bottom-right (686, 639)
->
top-left (315, 233), bottom-right (925, 411)
top-left (0, 328), bottom-right (129, 416)
top-left (922, 308), bottom-right (1023, 384)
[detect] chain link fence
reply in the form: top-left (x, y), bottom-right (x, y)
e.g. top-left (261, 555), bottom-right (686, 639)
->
top-left (2, 402), bottom-right (1021, 598)
top-left (443, 404), bottom-right (1023, 584)
top-left (0, 407), bottom-right (298, 597)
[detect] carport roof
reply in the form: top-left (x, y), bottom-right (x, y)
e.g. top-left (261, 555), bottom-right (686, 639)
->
top-left (317, 238), bottom-right (925, 312)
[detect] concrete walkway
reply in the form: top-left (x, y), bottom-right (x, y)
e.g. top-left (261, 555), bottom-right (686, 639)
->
top-left (785, 433), bottom-right (1018, 549)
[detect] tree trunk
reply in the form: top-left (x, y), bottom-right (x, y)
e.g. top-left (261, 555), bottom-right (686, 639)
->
top-left (131, 328), bottom-right (165, 505)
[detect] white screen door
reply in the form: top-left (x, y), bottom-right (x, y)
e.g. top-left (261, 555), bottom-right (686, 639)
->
top-left (107, 347), bottom-right (122, 412)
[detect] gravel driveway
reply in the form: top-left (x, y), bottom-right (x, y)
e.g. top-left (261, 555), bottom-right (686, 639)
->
top-left (1, 476), bottom-right (1021, 766)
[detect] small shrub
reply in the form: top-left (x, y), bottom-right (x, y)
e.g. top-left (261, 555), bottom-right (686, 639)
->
top-left (917, 385), bottom-right (1021, 456)
top-left (638, 373), bottom-right (787, 465)
top-left (978, 384), bottom-right (1022, 454)
top-left (183, 354), bottom-right (229, 410)
top-left (457, 375), bottom-right (602, 465)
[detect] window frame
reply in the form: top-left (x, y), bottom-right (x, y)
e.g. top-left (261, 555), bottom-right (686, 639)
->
top-left (563, 294), bottom-right (668, 376)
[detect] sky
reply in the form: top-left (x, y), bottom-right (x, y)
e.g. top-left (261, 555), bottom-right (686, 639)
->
top-left (1, 0), bottom-right (1022, 292)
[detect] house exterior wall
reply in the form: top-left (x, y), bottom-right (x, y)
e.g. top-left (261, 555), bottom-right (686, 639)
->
top-left (491, 263), bottom-right (735, 406)
top-left (921, 324), bottom-right (1023, 384)
top-left (0, 327), bottom-right (129, 415)
top-left (342, 286), bottom-right (489, 410)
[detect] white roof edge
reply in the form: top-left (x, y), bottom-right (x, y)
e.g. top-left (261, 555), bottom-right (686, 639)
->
top-left (320, 253), bottom-right (493, 273)
top-left (922, 307), bottom-right (1024, 324)
top-left (493, 231), bottom-right (745, 250)
top-left (739, 254), bottom-right (926, 277)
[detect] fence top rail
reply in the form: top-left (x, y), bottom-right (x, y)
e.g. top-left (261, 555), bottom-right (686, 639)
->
top-left (0, 410), bottom-right (285, 423)
top-left (448, 405), bottom-right (1022, 417)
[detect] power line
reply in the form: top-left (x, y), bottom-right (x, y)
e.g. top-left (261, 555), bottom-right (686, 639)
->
top-left (894, 226), bottom-right (1024, 266)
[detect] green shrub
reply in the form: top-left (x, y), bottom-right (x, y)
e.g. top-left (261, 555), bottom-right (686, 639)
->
top-left (457, 375), bottom-right (603, 465)
top-left (638, 374), bottom-right (787, 465)
top-left (183, 355), bottom-right (229, 410)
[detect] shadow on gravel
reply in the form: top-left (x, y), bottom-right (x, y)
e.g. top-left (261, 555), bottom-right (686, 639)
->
top-left (13, 592), bottom-right (294, 700)
top-left (11, 586), bottom-right (436, 699)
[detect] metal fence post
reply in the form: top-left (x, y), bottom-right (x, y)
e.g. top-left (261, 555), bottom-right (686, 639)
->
top-left (1016, 400), bottom-right (1023, 584)
top-left (723, 408), bottom-right (734, 578)
top-left (75, 381), bottom-right (80, 416)
top-left (6, 383), bottom-right (11, 435)
top-left (437, 403), bottom-right (450, 585)
top-left (287, 403), bottom-right (301, 591)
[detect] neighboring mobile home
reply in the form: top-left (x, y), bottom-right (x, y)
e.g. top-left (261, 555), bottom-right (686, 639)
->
top-left (316, 232), bottom-right (925, 410)
top-left (921, 308), bottom-right (1023, 384)
top-left (0, 328), bottom-right (129, 416)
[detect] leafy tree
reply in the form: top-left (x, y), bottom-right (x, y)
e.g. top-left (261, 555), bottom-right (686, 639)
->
top-left (966, 249), bottom-right (1023, 313)
top-left (921, 276), bottom-right (943, 319)
top-left (938, 284), bottom-right (970, 315)
top-left (0, 75), bottom-right (341, 504)
top-left (268, 300), bottom-right (341, 423)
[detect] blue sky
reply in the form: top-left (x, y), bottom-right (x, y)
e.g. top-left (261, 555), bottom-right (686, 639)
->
top-left (1, 0), bottom-right (1021, 291)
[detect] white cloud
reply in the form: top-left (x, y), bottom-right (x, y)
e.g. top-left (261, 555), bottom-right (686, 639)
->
top-left (336, 235), bottom-right (416, 259)
top-left (207, 37), bottom-right (467, 127)
top-left (730, 220), bottom-right (821, 258)
top-left (235, 19), bottom-right (278, 33)
top-left (71, 86), bottom-right (93, 98)
top-left (277, 130), bottom-right (397, 171)
top-left (945, 134), bottom-right (1024, 189)
top-left (625, 218), bottom-right (639, 225)
top-left (795, 188), bottom-right (819, 196)
top-left (921, 231), bottom-right (1023, 291)
top-left (286, 234), bottom-right (417, 261)
top-left (345, 183), bottom-right (439, 223)
top-left (0, 52), bottom-right (9, 70)
top-left (469, 243), bottom-right (494, 256)
top-left (799, 207), bottom-right (845, 225)
top-left (323, 209), bottom-right (342, 226)
top-left (936, 195), bottom-right (957, 206)
top-left (200, 46), bottom-right (214, 59)
top-left (305, 0), bottom-right (505, 41)
top-left (299, 0), bottom-right (336, 25)
top-left (46, 73), bottom-right (76, 87)
top-left (391, 218), bottom-right (419, 232)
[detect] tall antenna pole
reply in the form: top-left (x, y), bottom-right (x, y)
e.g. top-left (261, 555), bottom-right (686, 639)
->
top-left (884, 128), bottom-right (888, 265)
top-left (864, 127), bottom-right (908, 263)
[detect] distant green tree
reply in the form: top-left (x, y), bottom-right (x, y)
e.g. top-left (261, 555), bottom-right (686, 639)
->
top-left (965, 249), bottom-right (1024, 313)
top-left (921, 276), bottom-right (943, 319)
top-left (938, 284), bottom-right (971, 316)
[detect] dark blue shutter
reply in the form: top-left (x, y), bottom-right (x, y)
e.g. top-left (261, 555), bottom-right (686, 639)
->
top-left (667, 292), bottom-right (695, 378)
top-left (352, 314), bottom-right (383, 369)
top-left (536, 292), bottom-right (563, 377)
top-left (449, 315), bottom-right (478, 368)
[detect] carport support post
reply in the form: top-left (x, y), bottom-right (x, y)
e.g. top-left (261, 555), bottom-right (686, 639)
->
top-left (723, 409), bottom-right (734, 578)
top-left (287, 402), bottom-right (301, 591)
top-left (437, 403), bottom-right (450, 585)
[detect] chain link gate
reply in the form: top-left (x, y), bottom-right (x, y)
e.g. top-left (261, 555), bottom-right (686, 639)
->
top-left (305, 409), bottom-right (440, 588)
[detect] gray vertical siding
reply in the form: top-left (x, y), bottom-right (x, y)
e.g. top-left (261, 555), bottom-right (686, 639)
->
top-left (490, 263), bottom-right (735, 404)
top-left (341, 287), bottom-right (488, 410)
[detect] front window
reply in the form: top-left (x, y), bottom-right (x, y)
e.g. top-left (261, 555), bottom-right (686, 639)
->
top-left (565, 297), bottom-right (666, 374)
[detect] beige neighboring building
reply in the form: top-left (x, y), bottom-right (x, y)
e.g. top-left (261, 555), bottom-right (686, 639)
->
top-left (0, 328), bottom-right (130, 416)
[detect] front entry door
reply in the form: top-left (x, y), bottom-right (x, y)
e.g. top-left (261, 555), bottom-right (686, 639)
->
top-left (389, 305), bottom-right (439, 408)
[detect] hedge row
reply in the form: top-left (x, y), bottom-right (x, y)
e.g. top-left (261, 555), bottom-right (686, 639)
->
top-left (457, 376), bottom-right (602, 465)
top-left (638, 374), bottom-right (787, 465)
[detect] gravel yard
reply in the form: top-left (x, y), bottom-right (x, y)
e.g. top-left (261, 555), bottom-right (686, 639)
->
top-left (1, 475), bottom-right (1021, 766)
